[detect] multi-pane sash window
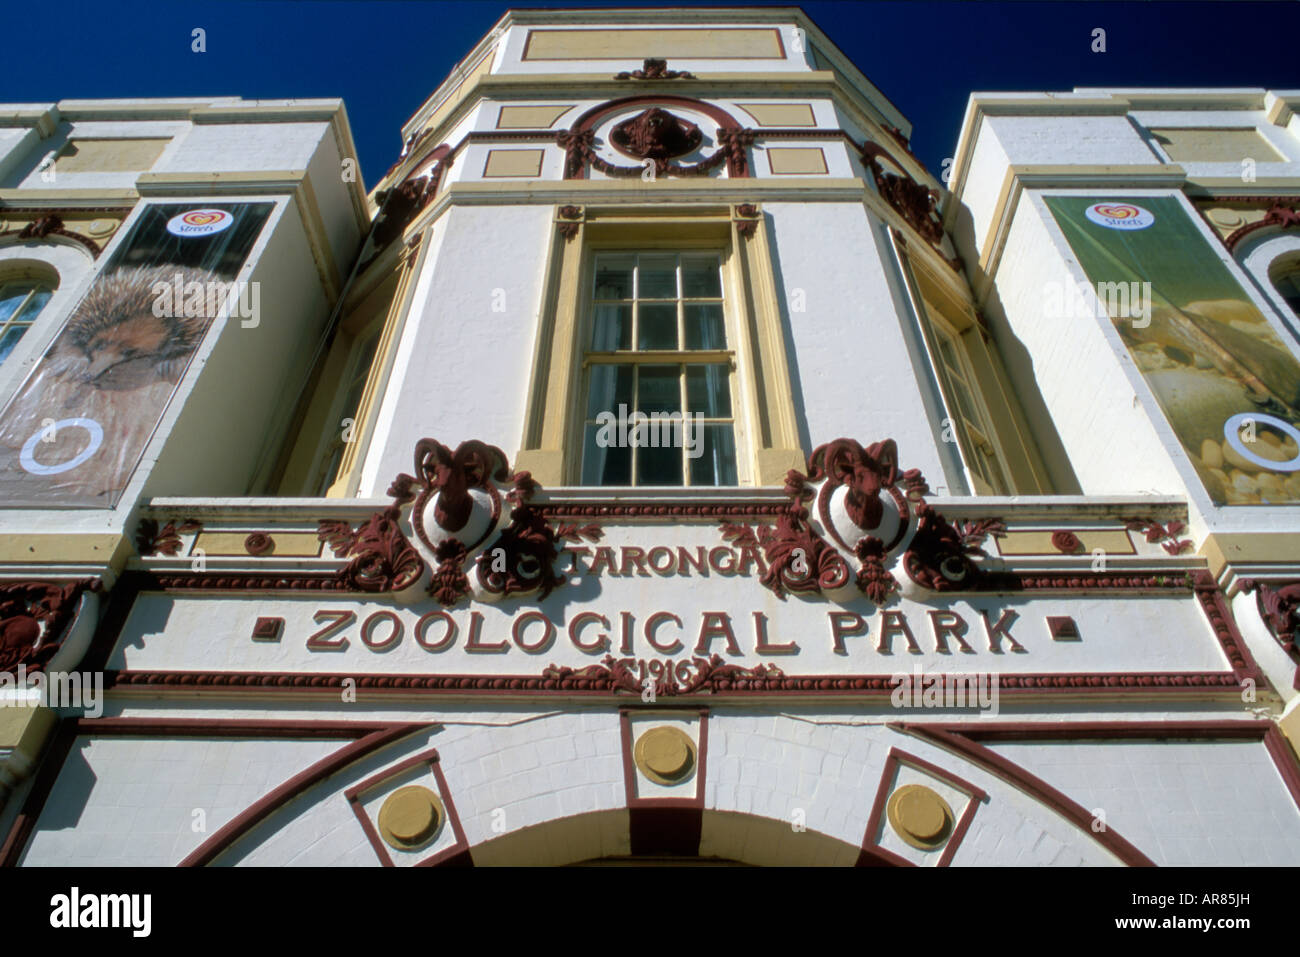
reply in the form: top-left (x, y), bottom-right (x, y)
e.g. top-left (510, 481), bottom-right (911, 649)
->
top-left (314, 325), bottom-right (381, 494)
top-left (581, 252), bottom-right (738, 486)
top-left (0, 280), bottom-right (54, 366)
top-left (931, 321), bottom-right (1009, 494)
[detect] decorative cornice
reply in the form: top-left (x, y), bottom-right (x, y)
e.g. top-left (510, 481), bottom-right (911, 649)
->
top-left (103, 667), bottom-right (1244, 698)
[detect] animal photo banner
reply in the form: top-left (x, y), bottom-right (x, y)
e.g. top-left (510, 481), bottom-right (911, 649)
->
top-left (0, 202), bottom-right (273, 507)
top-left (1046, 195), bottom-right (1300, 506)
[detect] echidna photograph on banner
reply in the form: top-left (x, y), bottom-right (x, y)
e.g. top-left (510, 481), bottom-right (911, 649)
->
top-left (1045, 195), bottom-right (1300, 506)
top-left (0, 202), bottom-right (272, 507)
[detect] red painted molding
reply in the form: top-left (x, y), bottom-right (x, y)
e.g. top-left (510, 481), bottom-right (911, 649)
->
top-left (620, 707), bottom-right (709, 856)
top-left (1263, 724), bottom-right (1300, 812)
top-left (178, 723), bottom-right (429, 866)
top-left (936, 719), bottom-right (1271, 742)
top-left (1, 718), bottom-right (429, 867)
top-left (64, 717), bottom-right (407, 737)
top-left (0, 723), bottom-right (77, 868)
top-left (893, 723), bottom-right (1156, 866)
top-left (344, 748), bottom-right (471, 867)
top-left (104, 668), bottom-right (1245, 698)
top-left (618, 706), bottom-right (709, 811)
top-left (1192, 569), bottom-right (1266, 685)
top-left (858, 746), bottom-right (988, 867)
top-left (918, 717), bottom-right (1300, 817)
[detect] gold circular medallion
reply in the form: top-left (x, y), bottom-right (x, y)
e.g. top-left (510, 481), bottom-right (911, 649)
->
top-left (886, 784), bottom-right (953, 849)
top-left (87, 219), bottom-right (119, 237)
top-left (633, 726), bottom-right (697, 785)
top-left (377, 785), bottom-right (444, 850)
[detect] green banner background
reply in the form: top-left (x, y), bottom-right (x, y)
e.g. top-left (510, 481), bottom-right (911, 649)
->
top-left (1046, 195), bottom-right (1300, 506)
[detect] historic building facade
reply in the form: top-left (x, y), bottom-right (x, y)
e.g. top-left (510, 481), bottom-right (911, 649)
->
top-left (1, 8), bottom-right (1299, 866)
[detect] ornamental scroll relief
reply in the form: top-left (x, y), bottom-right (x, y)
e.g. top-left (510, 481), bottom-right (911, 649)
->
top-left (311, 437), bottom-right (1016, 610)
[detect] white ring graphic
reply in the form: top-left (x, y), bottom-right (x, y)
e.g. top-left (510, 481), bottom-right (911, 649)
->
top-left (19, 418), bottom-right (104, 475)
top-left (1222, 413), bottom-right (1300, 472)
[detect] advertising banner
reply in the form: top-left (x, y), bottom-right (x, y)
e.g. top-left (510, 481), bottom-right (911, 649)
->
top-left (0, 202), bottom-right (273, 507)
top-left (1046, 196), bottom-right (1300, 505)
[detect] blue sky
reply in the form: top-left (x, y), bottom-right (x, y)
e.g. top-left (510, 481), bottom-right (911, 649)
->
top-left (8, 1), bottom-right (1300, 187)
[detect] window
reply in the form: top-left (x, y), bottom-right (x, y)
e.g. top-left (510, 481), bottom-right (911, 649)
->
top-left (516, 205), bottom-right (806, 489)
top-left (1271, 264), bottom-right (1300, 317)
top-left (897, 240), bottom-right (1039, 495)
top-left (0, 279), bottom-right (54, 365)
top-left (312, 323), bottom-right (382, 495)
top-left (928, 320), bottom-right (1009, 494)
top-left (580, 252), bottom-right (737, 486)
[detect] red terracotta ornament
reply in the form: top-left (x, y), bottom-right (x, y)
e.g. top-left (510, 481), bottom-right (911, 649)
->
top-left (1124, 518), bottom-right (1193, 556)
top-left (1240, 579), bottom-right (1300, 688)
top-left (135, 518), bottom-right (202, 557)
top-left (613, 58), bottom-right (697, 81)
top-left (1051, 530), bottom-right (1084, 554)
top-left (318, 507), bottom-right (424, 593)
top-left (0, 580), bottom-right (101, 677)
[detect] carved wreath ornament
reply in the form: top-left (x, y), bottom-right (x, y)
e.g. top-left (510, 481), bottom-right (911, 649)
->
top-left (557, 107), bottom-right (754, 179)
top-left (720, 438), bottom-right (1006, 604)
top-left (0, 580), bottom-right (101, 677)
top-left (318, 440), bottom-right (601, 607)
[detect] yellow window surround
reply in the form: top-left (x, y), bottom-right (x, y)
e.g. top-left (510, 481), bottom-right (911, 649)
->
top-left (276, 238), bottom-right (424, 496)
top-left (899, 245), bottom-right (1053, 494)
top-left (516, 204), bottom-right (805, 487)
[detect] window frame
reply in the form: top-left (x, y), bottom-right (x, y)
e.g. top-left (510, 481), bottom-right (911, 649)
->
top-left (516, 204), bottom-right (807, 489)
top-left (274, 239), bottom-right (421, 497)
top-left (577, 248), bottom-right (741, 487)
top-left (0, 248), bottom-right (90, 402)
top-left (0, 278), bottom-right (56, 368)
top-left (924, 312), bottom-right (1010, 495)
top-left (896, 240), bottom-right (1052, 495)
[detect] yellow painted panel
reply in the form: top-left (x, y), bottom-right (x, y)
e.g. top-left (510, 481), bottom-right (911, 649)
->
top-left (483, 148), bottom-right (545, 178)
top-left (997, 530), bottom-right (1135, 555)
top-left (0, 533), bottom-right (125, 562)
top-left (522, 27), bottom-right (784, 61)
top-left (736, 103), bottom-right (816, 127)
top-left (193, 532), bottom-right (323, 557)
top-left (1280, 698), bottom-right (1300, 762)
top-left (767, 147), bottom-right (827, 175)
top-left (55, 138), bottom-right (168, 173)
top-left (0, 706), bottom-right (54, 755)
top-left (1150, 127), bottom-right (1284, 163)
top-left (497, 105), bottom-right (575, 129)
